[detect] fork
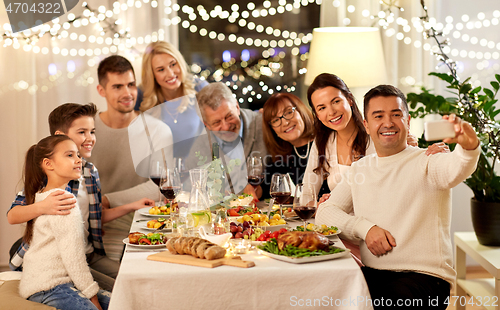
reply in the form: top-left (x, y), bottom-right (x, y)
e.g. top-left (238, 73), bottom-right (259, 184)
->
top-left (151, 222), bottom-right (166, 234)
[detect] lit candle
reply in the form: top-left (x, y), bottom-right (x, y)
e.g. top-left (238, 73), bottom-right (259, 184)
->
top-left (232, 239), bottom-right (250, 254)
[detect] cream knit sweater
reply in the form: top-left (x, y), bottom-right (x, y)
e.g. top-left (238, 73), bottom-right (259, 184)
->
top-left (316, 145), bottom-right (480, 284)
top-left (19, 189), bottom-right (99, 299)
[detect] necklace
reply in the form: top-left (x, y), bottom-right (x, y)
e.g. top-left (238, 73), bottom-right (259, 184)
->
top-left (293, 141), bottom-right (311, 159)
top-left (163, 106), bottom-right (180, 123)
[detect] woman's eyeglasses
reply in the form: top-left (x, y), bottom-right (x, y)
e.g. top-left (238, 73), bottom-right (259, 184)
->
top-left (269, 107), bottom-right (296, 127)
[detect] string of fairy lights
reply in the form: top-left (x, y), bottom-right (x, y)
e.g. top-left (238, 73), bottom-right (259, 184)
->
top-left (1, 0), bottom-right (499, 101)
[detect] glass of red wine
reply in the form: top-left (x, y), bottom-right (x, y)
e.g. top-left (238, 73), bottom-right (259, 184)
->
top-left (293, 183), bottom-right (317, 231)
top-left (160, 168), bottom-right (182, 213)
top-left (150, 160), bottom-right (167, 206)
top-left (270, 173), bottom-right (292, 217)
top-left (149, 160), bottom-right (167, 206)
top-left (247, 156), bottom-right (264, 188)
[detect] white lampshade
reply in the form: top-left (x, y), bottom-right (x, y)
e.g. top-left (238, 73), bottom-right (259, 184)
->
top-left (304, 27), bottom-right (387, 88)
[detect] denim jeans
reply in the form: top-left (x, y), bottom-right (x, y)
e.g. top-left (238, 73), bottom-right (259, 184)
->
top-left (28, 282), bottom-right (110, 310)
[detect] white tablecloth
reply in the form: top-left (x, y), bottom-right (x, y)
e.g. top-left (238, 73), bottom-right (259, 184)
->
top-left (109, 211), bottom-right (373, 310)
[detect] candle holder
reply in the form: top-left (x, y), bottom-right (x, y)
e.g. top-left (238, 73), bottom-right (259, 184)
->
top-left (229, 239), bottom-right (251, 255)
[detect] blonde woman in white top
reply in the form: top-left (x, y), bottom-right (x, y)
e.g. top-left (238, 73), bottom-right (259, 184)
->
top-left (139, 41), bottom-right (208, 159)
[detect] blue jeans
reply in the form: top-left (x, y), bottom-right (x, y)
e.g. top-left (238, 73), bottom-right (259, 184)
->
top-left (28, 282), bottom-right (110, 310)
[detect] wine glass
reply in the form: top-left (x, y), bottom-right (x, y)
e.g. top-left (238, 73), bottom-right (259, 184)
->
top-left (160, 168), bottom-right (182, 213)
top-left (247, 156), bottom-right (264, 188)
top-left (270, 174), bottom-right (292, 217)
top-left (150, 159), bottom-right (167, 206)
top-left (174, 157), bottom-right (189, 184)
top-left (293, 184), bottom-right (317, 231)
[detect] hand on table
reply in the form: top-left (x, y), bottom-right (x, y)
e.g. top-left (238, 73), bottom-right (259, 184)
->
top-left (442, 114), bottom-right (480, 150)
top-left (41, 190), bottom-right (76, 215)
top-left (132, 198), bottom-right (155, 210)
top-left (365, 226), bottom-right (396, 256)
top-left (243, 184), bottom-right (262, 200)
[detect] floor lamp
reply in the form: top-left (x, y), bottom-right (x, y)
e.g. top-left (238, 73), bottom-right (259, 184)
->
top-left (304, 27), bottom-right (387, 113)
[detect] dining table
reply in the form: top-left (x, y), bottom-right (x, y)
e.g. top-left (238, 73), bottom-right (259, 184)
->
top-left (108, 206), bottom-right (374, 310)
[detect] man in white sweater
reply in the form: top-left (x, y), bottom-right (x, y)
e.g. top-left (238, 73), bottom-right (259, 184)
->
top-left (316, 85), bottom-right (480, 309)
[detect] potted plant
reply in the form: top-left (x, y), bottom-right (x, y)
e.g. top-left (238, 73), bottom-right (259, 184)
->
top-left (403, 0), bottom-right (500, 246)
top-left (408, 72), bottom-right (500, 245)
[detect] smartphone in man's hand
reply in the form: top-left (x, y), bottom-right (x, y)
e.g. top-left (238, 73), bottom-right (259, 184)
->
top-left (424, 120), bottom-right (456, 141)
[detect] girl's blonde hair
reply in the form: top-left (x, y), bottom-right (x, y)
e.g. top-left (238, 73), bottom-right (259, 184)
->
top-left (140, 41), bottom-right (196, 113)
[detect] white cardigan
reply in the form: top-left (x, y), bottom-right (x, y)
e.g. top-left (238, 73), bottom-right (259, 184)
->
top-left (302, 133), bottom-right (376, 196)
top-left (19, 189), bottom-right (99, 299)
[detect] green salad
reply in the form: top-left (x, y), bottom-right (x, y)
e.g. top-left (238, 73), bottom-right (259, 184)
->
top-left (257, 239), bottom-right (344, 258)
top-left (138, 233), bottom-right (166, 245)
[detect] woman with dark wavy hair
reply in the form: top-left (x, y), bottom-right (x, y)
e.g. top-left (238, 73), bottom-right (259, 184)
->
top-left (262, 93), bottom-right (315, 191)
top-left (302, 73), bottom-right (375, 201)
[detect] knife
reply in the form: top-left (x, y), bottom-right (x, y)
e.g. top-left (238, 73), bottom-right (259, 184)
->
top-left (152, 222), bottom-right (166, 234)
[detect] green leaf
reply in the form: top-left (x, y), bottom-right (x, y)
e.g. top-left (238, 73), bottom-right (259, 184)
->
top-left (459, 83), bottom-right (472, 94)
top-left (483, 100), bottom-right (496, 113)
top-left (496, 74), bottom-right (500, 84)
top-left (491, 81), bottom-right (500, 92)
top-left (429, 72), bottom-right (455, 84)
top-left (484, 88), bottom-right (495, 99)
top-left (471, 86), bottom-right (482, 94)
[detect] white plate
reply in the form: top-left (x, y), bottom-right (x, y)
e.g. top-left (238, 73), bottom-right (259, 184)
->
top-left (258, 247), bottom-right (350, 264)
top-left (138, 207), bottom-right (171, 217)
top-left (294, 227), bottom-right (341, 237)
top-left (140, 224), bottom-right (173, 232)
top-left (123, 237), bottom-right (167, 248)
top-left (229, 239), bottom-right (265, 246)
top-left (325, 229), bottom-right (341, 238)
top-left (227, 213), bottom-right (267, 224)
top-left (251, 240), bottom-right (266, 246)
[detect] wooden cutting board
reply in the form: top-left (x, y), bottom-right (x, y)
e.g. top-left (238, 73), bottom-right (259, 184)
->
top-left (147, 251), bottom-right (255, 268)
